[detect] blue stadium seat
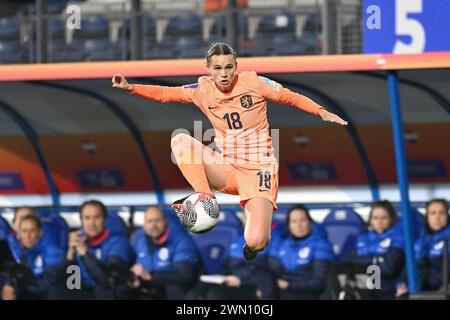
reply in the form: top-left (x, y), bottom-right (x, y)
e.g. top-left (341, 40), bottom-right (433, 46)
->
top-left (0, 41), bottom-right (23, 63)
top-left (52, 50), bottom-right (83, 62)
top-left (177, 35), bottom-right (204, 58)
top-left (210, 14), bottom-right (248, 41)
top-left (105, 210), bottom-right (128, 237)
top-left (393, 207), bottom-right (426, 240)
top-left (118, 16), bottom-right (155, 60)
top-left (190, 209), bottom-right (243, 274)
top-left (258, 10), bottom-right (296, 34)
top-left (48, 38), bottom-right (67, 53)
top-left (148, 46), bottom-right (177, 59)
top-left (151, 34), bottom-right (204, 59)
top-left (49, 19), bottom-right (65, 39)
top-left (239, 42), bottom-right (269, 57)
top-left (162, 208), bottom-right (186, 232)
top-left (22, 1), bottom-right (71, 15)
top-left (322, 208), bottom-right (366, 260)
top-left (0, 215), bottom-right (11, 240)
top-left (298, 32), bottom-right (322, 54)
top-left (0, 17), bottom-right (20, 41)
top-left (273, 32), bottom-right (297, 47)
top-left (175, 35), bottom-right (203, 50)
top-left (76, 15), bottom-right (109, 39)
top-left (120, 16), bottom-right (156, 45)
top-left (165, 14), bottom-right (202, 37)
top-left (148, 34), bottom-right (177, 59)
top-left (274, 42), bottom-right (309, 56)
top-left (83, 38), bottom-right (110, 52)
top-left (303, 13), bottom-right (322, 33)
top-left (207, 34), bottom-right (225, 45)
top-left (37, 210), bottom-right (69, 251)
top-left (80, 39), bottom-right (118, 61)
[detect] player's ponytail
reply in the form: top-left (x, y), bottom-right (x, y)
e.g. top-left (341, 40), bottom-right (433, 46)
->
top-left (205, 42), bottom-right (237, 65)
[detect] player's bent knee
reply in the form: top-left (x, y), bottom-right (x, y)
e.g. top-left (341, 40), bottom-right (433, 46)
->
top-left (245, 234), bottom-right (270, 252)
top-left (171, 133), bottom-right (192, 150)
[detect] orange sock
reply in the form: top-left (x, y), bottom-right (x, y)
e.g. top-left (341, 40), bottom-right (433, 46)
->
top-left (173, 142), bottom-right (213, 195)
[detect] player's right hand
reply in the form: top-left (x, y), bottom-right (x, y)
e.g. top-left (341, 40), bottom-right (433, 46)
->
top-left (112, 74), bottom-right (132, 91)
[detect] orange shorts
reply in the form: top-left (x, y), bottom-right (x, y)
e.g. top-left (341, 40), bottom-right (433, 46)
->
top-left (217, 159), bottom-right (279, 211)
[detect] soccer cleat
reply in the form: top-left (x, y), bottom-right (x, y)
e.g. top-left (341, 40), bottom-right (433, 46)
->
top-left (171, 192), bottom-right (216, 214)
top-left (171, 195), bottom-right (189, 215)
top-left (243, 243), bottom-right (258, 261)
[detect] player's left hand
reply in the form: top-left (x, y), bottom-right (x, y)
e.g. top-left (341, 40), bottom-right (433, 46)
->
top-left (318, 109), bottom-right (348, 126)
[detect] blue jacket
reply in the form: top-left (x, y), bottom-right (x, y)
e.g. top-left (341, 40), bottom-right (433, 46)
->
top-left (5, 233), bottom-right (64, 297)
top-left (268, 233), bottom-right (334, 298)
top-left (75, 228), bottom-right (132, 289)
top-left (132, 227), bottom-right (200, 290)
top-left (351, 226), bottom-right (405, 297)
top-left (0, 216), bottom-right (10, 240)
top-left (355, 227), bottom-right (405, 276)
top-left (415, 224), bottom-right (450, 290)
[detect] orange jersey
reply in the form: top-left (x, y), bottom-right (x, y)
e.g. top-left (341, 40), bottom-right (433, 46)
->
top-left (130, 71), bottom-right (324, 163)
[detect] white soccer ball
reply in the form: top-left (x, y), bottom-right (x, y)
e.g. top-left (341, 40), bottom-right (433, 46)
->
top-left (177, 193), bottom-right (220, 233)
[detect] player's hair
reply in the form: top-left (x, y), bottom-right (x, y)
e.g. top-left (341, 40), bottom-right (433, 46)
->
top-left (19, 214), bottom-right (42, 231)
top-left (286, 204), bottom-right (313, 224)
top-left (80, 199), bottom-right (108, 220)
top-left (425, 198), bottom-right (449, 232)
top-left (368, 200), bottom-right (398, 230)
top-left (205, 42), bottom-right (237, 65)
top-left (13, 206), bottom-right (37, 223)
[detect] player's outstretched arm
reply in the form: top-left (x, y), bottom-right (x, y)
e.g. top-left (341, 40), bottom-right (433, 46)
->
top-left (257, 76), bottom-right (348, 126)
top-left (317, 108), bottom-right (348, 126)
top-left (111, 73), bottom-right (192, 104)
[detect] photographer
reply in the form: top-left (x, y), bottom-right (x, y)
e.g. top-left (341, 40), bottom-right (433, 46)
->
top-left (129, 206), bottom-right (201, 299)
top-left (0, 214), bottom-right (64, 300)
top-left (54, 200), bottom-right (132, 299)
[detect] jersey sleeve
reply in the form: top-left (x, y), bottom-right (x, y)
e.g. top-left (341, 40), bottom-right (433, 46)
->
top-left (128, 84), bottom-right (193, 103)
top-left (256, 75), bottom-right (326, 115)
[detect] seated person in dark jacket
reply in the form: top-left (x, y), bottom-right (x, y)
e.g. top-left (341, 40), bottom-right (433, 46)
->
top-left (0, 214), bottom-right (64, 300)
top-left (54, 200), bottom-right (132, 299)
top-left (348, 200), bottom-right (405, 300)
top-left (199, 212), bottom-right (277, 300)
top-left (268, 205), bottom-right (335, 300)
top-left (396, 199), bottom-right (450, 296)
top-left (130, 206), bottom-right (201, 299)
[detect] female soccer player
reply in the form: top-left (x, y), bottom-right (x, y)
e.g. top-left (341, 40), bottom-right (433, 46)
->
top-left (112, 42), bottom-right (347, 260)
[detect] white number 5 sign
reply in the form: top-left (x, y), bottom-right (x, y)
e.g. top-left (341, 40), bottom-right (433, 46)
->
top-left (393, 0), bottom-right (425, 53)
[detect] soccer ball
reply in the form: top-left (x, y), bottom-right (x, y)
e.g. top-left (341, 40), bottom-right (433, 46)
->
top-left (176, 193), bottom-right (220, 233)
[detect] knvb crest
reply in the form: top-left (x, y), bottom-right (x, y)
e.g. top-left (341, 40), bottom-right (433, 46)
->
top-left (240, 95), bottom-right (253, 109)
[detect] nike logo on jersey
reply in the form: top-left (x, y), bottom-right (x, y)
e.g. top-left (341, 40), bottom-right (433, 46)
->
top-left (208, 106), bottom-right (217, 110)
